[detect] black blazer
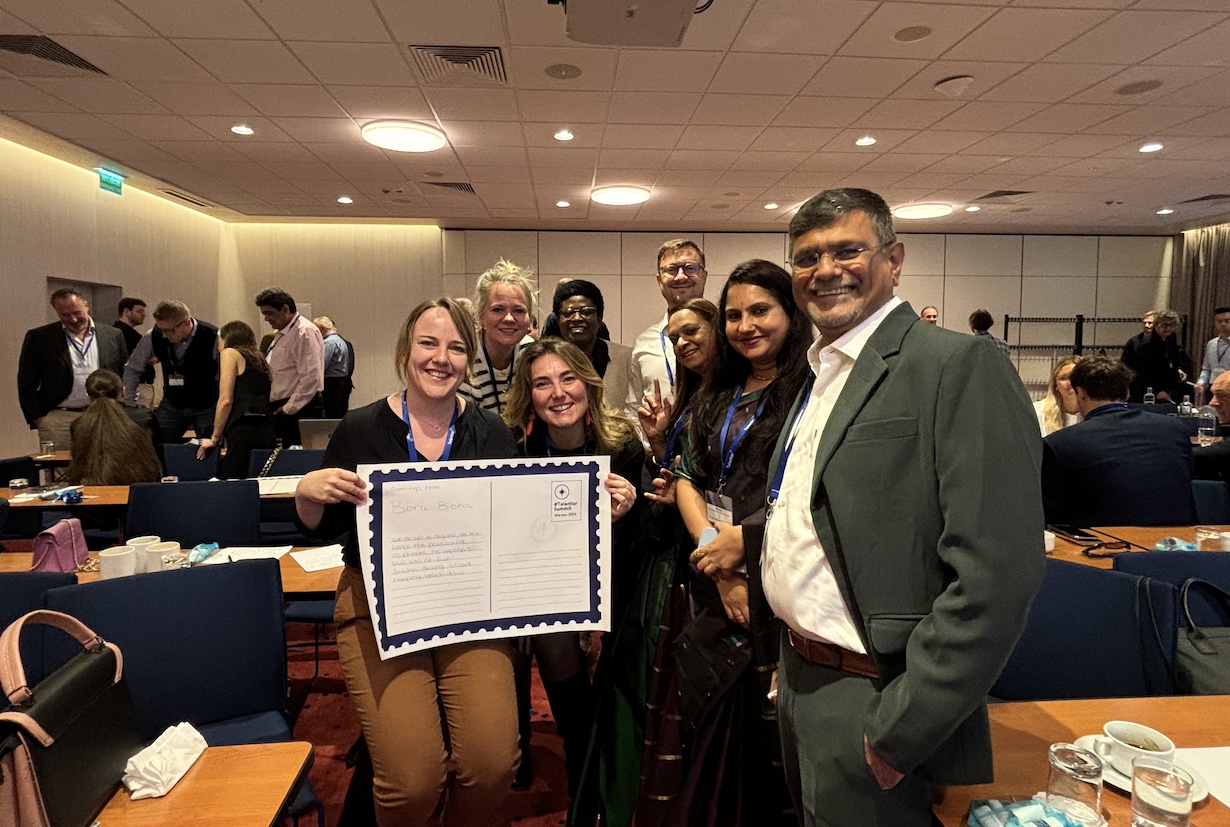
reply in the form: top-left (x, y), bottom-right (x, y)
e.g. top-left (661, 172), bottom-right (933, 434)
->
top-left (17, 322), bottom-right (128, 427)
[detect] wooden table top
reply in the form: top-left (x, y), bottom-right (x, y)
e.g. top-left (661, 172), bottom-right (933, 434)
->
top-left (0, 550), bottom-right (341, 599)
top-left (1051, 526), bottom-right (1229, 570)
top-left (936, 695), bottom-right (1230, 825)
top-left (97, 741), bottom-right (313, 827)
top-left (29, 449), bottom-right (71, 466)
top-left (0, 484), bottom-right (296, 507)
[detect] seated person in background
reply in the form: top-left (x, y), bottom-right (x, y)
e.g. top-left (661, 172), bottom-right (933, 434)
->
top-left (1042, 355), bottom-right (1195, 527)
top-left (1126, 308), bottom-right (1191, 403)
top-left (66, 369), bottom-right (163, 486)
top-left (1034, 356), bottom-right (1081, 437)
top-left (1194, 371), bottom-right (1230, 482)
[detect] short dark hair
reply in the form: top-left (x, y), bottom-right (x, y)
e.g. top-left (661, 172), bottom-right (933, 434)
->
top-left (788, 188), bottom-right (897, 248)
top-left (255, 287), bottom-right (296, 313)
top-left (1215, 307), bottom-right (1230, 316)
top-left (1069, 355), bottom-right (1131, 402)
top-left (118, 297), bottom-right (145, 314)
top-left (552, 279), bottom-right (604, 319)
top-left (969, 309), bottom-right (994, 332)
top-left (49, 288), bottom-right (86, 306)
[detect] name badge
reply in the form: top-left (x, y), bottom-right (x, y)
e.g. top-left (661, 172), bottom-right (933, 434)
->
top-left (168, 374), bottom-right (185, 387)
top-left (704, 490), bottom-right (733, 524)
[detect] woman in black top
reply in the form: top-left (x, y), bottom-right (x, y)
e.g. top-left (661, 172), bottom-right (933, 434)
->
top-left (295, 298), bottom-right (520, 827)
top-left (197, 321), bottom-right (276, 478)
top-left (502, 337), bottom-right (644, 802)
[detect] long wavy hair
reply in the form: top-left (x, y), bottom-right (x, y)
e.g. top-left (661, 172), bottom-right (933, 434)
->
top-left (220, 320), bottom-right (270, 376)
top-left (65, 370), bottom-right (162, 486)
top-left (686, 259), bottom-right (812, 484)
top-left (665, 298), bottom-right (720, 437)
top-left (503, 337), bottom-right (636, 457)
top-left (1042, 356), bottom-right (1081, 434)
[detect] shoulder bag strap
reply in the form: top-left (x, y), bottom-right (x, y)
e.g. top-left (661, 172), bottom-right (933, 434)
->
top-left (258, 445), bottom-right (283, 478)
top-left (0, 610), bottom-right (122, 706)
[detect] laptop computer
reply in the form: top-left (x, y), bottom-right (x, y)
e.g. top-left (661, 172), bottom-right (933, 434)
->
top-left (299, 418), bottom-right (342, 450)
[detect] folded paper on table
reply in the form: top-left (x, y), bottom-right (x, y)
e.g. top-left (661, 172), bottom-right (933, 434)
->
top-left (198, 546), bottom-right (293, 564)
top-left (357, 456), bottom-right (611, 659)
top-left (256, 476), bottom-right (302, 496)
top-left (122, 721), bottom-right (207, 800)
top-left (1176, 746), bottom-right (1230, 805)
top-left (292, 544), bottom-right (344, 572)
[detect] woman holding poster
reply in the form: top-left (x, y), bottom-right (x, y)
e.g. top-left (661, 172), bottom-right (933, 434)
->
top-left (295, 297), bottom-right (520, 827)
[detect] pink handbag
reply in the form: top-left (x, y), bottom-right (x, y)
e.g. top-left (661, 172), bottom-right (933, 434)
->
top-left (30, 519), bottom-right (88, 573)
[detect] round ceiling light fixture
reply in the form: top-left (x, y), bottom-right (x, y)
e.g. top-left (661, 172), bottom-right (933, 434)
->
top-left (855, 135), bottom-right (877, 147)
top-left (554, 128), bottom-right (575, 142)
top-left (892, 203), bottom-right (954, 220)
top-left (591, 185), bottom-right (650, 206)
top-left (1139, 141), bottom-right (1164, 153)
top-left (1157, 207), bottom-right (1175, 215)
top-left (337, 196), bottom-right (353, 205)
top-left (230, 124), bottom-right (254, 136)
top-left (965, 205), bottom-right (981, 212)
top-left (764, 202), bottom-right (779, 210)
top-left (361, 121), bottom-right (447, 153)
top-left (556, 200), bottom-right (571, 208)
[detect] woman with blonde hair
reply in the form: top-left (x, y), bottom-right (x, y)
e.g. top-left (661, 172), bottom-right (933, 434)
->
top-left (461, 258), bottom-right (538, 414)
top-left (1035, 356), bottom-right (1081, 436)
top-left (66, 369), bottom-right (162, 485)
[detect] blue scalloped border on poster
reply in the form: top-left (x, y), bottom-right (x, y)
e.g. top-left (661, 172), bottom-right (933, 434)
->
top-left (363, 457), bottom-right (604, 655)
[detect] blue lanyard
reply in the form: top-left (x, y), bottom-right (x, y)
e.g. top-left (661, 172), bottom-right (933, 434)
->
top-left (661, 407), bottom-right (690, 469)
top-left (768, 374), bottom-right (816, 507)
top-left (66, 329), bottom-right (95, 363)
top-left (717, 385), bottom-right (767, 490)
top-left (658, 326), bottom-right (675, 385)
top-left (402, 392), bottom-right (458, 461)
top-left (480, 338), bottom-right (514, 414)
top-left (1219, 340), bottom-right (1229, 363)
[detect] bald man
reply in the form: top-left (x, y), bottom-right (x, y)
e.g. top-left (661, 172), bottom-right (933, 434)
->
top-left (920, 306), bottom-right (938, 325)
top-left (1194, 372), bottom-right (1230, 484)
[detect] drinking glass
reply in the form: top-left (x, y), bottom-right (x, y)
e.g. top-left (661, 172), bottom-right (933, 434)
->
top-left (39, 440), bottom-right (55, 457)
top-left (1194, 526), bottom-right (1221, 551)
top-left (1131, 756), bottom-right (1192, 827)
top-left (1046, 743), bottom-right (1103, 827)
top-left (1198, 422), bottom-right (1217, 447)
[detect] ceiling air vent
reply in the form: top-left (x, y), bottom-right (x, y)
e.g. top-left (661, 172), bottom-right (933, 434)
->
top-left (1178, 194), bottom-right (1230, 204)
top-left (158, 189), bottom-right (214, 209)
top-left (408, 45), bottom-right (506, 86)
top-left (0, 35), bottom-right (105, 77)
top-left (974, 190), bottom-right (1034, 201)
top-left (424, 182), bottom-right (476, 195)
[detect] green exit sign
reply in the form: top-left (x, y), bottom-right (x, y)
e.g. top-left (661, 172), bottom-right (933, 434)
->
top-left (97, 169), bottom-right (124, 195)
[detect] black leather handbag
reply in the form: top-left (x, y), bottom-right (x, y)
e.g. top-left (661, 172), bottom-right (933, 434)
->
top-left (0, 610), bottom-right (144, 827)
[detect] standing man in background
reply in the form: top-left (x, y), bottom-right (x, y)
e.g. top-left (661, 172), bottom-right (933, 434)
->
top-left (18, 288), bottom-right (129, 449)
top-left (1195, 307), bottom-right (1230, 404)
top-left (920, 306), bottom-right (939, 325)
top-left (115, 297), bottom-right (155, 407)
top-left (1120, 309), bottom-right (1156, 375)
top-left (969, 309), bottom-right (1011, 358)
top-left (123, 300), bottom-right (219, 443)
top-left (314, 315), bottom-right (354, 418)
top-left (256, 287), bottom-right (324, 446)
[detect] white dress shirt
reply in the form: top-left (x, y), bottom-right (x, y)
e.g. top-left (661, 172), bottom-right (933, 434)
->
top-left (625, 313), bottom-right (677, 437)
top-left (62, 322), bottom-right (99, 409)
top-left (762, 296), bottom-right (903, 653)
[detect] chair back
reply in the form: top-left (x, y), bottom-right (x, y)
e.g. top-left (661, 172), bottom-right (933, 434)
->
top-left (126, 480), bottom-right (260, 547)
top-left (0, 571), bottom-right (78, 697)
top-left (1114, 551), bottom-right (1230, 627)
top-left (159, 442), bottom-right (219, 482)
top-left (0, 455), bottom-right (37, 486)
top-left (992, 558), bottom-right (1178, 700)
top-left (1192, 480), bottom-right (1230, 523)
top-left (41, 560), bottom-right (287, 741)
top-left (247, 449), bottom-right (325, 478)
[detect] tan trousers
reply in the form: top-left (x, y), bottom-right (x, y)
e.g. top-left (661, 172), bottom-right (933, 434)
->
top-left (334, 566), bottom-right (520, 827)
top-left (37, 409), bottom-right (80, 451)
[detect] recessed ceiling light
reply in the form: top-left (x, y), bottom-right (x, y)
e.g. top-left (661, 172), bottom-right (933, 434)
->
top-left (556, 200), bottom-right (570, 208)
top-left (1139, 141), bottom-right (1164, 153)
top-left (337, 196), bottom-right (353, 205)
top-left (894, 25), bottom-right (932, 43)
top-left (892, 203), bottom-right (954, 220)
top-left (764, 202), bottom-right (779, 210)
top-left (591, 185), bottom-right (650, 206)
top-left (554, 128), bottom-right (574, 142)
top-left (361, 121), bottom-right (447, 153)
top-left (855, 135), bottom-right (877, 147)
top-left (965, 205), bottom-right (981, 212)
top-left (230, 124), bottom-right (254, 136)
top-left (1157, 207), bottom-right (1174, 215)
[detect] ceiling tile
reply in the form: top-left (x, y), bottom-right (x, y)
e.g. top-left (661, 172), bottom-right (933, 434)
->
top-left (287, 42), bottom-right (414, 86)
top-left (327, 86), bottom-right (433, 120)
top-left (1067, 65), bottom-right (1223, 105)
top-left (1046, 11), bottom-right (1225, 64)
top-left (261, 161), bottom-right (344, 179)
top-left (0, 79), bottom-right (77, 112)
top-left (770, 96), bottom-right (872, 129)
top-left (983, 155), bottom-right (1070, 176)
top-left (466, 165), bottom-right (532, 183)
top-left (964, 132), bottom-right (1060, 155)
top-left (374, 0), bottom-right (504, 44)
top-left (928, 101), bottom-right (1047, 131)
top-left (599, 148), bottom-right (672, 168)
top-left (601, 124), bottom-right (684, 150)
top-left (840, 2), bottom-right (999, 59)
top-left (1145, 19), bottom-right (1230, 68)
top-left (1167, 109), bottom-right (1230, 137)
top-left (677, 125), bottom-right (761, 151)
top-left (733, 150), bottom-right (811, 171)
top-left (858, 153), bottom-right (945, 173)
top-left (1163, 71), bottom-right (1230, 107)
top-left (526, 145), bottom-right (599, 167)
top-left (892, 130), bottom-right (991, 154)
top-left (445, 121), bottom-right (526, 147)
top-left (1022, 133), bottom-right (1126, 157)
top-left (892, 61), bottom-right (1026, 101)
top-left (55, 36), bottom-right (213, 83)
top-left (516, 90), bottom-right (610, 123)
top-left (820, 128), bottom-right (918, 153)
top-left (523, 122), bottom-right (604, 147)
top-left (119, 0), bottom-right (274, 38)
top-left (978, 63), bottom-right (1120, 103)
top-left (708, 53), bottom-right (824, 96)
top-left (176, 40), bottom-right (315, 84)
top-left (231, 84), bottom-right (345, 118)
top-left (944, 8), bottom-right (1111, 62)
top-left (677, 0), bottom-right (756, 52)
top-left (665, 149), bottom-right (741, 170)
top-left (1004, 103), bottom-right (1134, 133)
top-left (531, 167), bottom-right (596, 185)
top-left (186, 116), bottom-right (294, 142)
top-left (1082, 105), bottom-right (1211, 135)
top-left (0, 8), bottom-right (35, 33)
top-left (606, 92), bottom-right (701, 124)
top-left (748, 126), bottom-right (838, 152)
top-left (425, 88), bottom-right (519, 121)
top-left (858, 98), bottom-right (963, 129)
top-left (504, 46), bottom-right (618, 92)
top-left (233, 143), bottom-right (321, 163)
top-left (800, 56), bottom-right (927, 98)
top-left (150, 140), bottom-right (247, 162)
top-left (0, 0), bottom-right (157, 36)
top-left (132, 82), bottom-right (258, 116)
top-left (327, 161), bottom-right (402, 181)
top-left (923, 154), bottom-right (1002, 174)
top-left (252, 0), bottom-right (391, 42)
top-left (195, 160), bottom-right (282, 181)
top-left (30, 78), bottom-right (164, 117)
top-left (454, 145), bottom-right (530, 166)
top-left (97, 113), bottom-right (211, 141)
top-left (613, 50), bottom-right (725, 93)
top-left (732, 0), bottom-right (875, 54)
top-left (690, 93), bottom-right (790, 126)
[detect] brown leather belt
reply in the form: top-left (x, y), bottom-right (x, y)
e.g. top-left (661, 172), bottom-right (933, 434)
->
top-left (787, 628), bottom-right (879, 679)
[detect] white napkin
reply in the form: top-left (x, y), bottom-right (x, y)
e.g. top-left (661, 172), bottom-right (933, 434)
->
top-left (122, 722), bottom-right (207, 800)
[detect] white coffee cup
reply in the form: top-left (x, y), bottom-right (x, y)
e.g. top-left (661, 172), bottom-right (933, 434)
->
top-left (1093, 720), bottom-right (1174, 777)
top-left (99, 546), bottom-right (137, 579)
top-left (146, 541), bottom-right (181, 573)
top-left (1044, 530), bottom-right (1056, 552)
top-left (126, 535), bottom-right (161, 573)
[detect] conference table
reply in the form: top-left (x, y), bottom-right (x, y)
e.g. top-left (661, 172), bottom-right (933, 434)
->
top-left (935, 695), bottom-right (1230, 825)
top-left (1052, 526), bottom-right (1228, 570)
top-left (0, 550), bottom-right (341, 599)
top-left (97, 741), bottom-right (313, 827)
top-left (0, 483), bottom-right (295, 508)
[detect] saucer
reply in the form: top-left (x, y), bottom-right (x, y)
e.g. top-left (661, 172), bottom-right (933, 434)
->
top-left (1073, 735), bottom-right (1209, 802)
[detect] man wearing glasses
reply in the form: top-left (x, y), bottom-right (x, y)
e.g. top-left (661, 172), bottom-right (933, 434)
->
top-left (625, 239), bottom-right (707, 432)
top-left (124, 300), bottom-right (219, 443)
top-left (762, 188), bottom-right (1043, 826)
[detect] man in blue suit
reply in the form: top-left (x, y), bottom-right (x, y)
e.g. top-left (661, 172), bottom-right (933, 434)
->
top-left (1043, 355), bottom-right (1195, 527)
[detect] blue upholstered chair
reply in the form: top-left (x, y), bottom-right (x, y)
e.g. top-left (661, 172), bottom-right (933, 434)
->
top-left (991, 559), bottom-right (1178, 701)
top-left (247, 450), bottom-right (325, 543)
top-left (1114, 551), bottom-right (1230, 627)
top-left (159, 442), bottom-right (220, 482)
top-left (247, 449), bottom-right (326, 478)
top-left (0, 455), bottom-right (43, 539)
top-left (1192, 480), bottom-right (1230, 524)
top-left (0, 571), bottom-right (78, 693)
top-left (125, 480), bottom-right (260, 548)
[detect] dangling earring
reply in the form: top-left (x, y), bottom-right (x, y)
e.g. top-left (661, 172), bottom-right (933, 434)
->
top-left (526, 412), bottom-right (535, 436)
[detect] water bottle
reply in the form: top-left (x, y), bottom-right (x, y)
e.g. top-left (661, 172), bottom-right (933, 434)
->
top-left (1143, 386), bottom-right (1155, 404)
top-left (1179, 395), bottom-right (1193, 416)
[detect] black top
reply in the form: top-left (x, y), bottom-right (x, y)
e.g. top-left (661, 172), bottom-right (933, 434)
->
top-left (304, 397), bottom-right (517, 567)
top-left (1127, 332), bottom-right (1192, 403)
top-left (224, 354), bottom-right (272, 432)
top-left (151, 319), bottom-right (219, 410)
top-left (115, 320), bottom-right (154, 383)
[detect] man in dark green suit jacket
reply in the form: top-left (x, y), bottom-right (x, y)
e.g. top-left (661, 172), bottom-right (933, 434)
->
top-left (761, 189), bottom-right (1044, 825)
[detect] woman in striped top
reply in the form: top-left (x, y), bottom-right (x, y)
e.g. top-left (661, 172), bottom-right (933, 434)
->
top-left (460, 259), bottom-right (538, 414)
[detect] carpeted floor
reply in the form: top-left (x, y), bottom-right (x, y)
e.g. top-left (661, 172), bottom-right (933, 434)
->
top-left (287, 622), bottom-right (572, 827)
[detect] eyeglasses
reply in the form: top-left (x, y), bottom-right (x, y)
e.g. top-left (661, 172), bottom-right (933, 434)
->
top-left (559, 306), bottom-right (599, 321)
top-left (659, 262), bottom-right (705, 278)
top-left (791, 243), bottom-right (889, 274)
top-left (155, 319), bottom-right (186, 334)
top-left (1081, 541), bottom-right (1130, 558)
